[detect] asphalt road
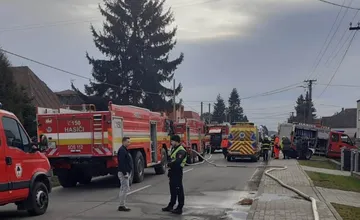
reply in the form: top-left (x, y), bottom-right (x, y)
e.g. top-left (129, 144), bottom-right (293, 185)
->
top-left (0, 152), bottom-right (265, 220)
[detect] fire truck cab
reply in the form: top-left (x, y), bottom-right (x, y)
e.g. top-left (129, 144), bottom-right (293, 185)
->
top-left (0, 103), bottom-right (52, 216)
top-left (36, 103), bottom-right (172, 188)
top-left (326, 131), bottom-right (357, 158)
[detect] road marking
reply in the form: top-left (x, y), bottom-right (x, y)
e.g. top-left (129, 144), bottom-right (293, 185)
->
top-left (127, 185), bottom-right (151, 195)
top-left (184, 168), bottom-right (194, 173)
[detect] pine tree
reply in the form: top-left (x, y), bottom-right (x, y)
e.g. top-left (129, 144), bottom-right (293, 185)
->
top-left (227, 88), bottom-right (247, 123)
top-left (288, 93), bottom-right (316, 123)
top-left (212, 94), bottom-right (226, 123)
top-left (81, 0), bottom-right (184, 112)
top-left (0, 50), bottom-right (36, 136)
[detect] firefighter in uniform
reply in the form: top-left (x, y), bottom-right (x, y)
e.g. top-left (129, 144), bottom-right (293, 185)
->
top-left (270, 135), bottom-right (275, 158)
top-left (162, 135), bottom-right (187, 215)
top-left (261, 136), bottom-right (271, 161)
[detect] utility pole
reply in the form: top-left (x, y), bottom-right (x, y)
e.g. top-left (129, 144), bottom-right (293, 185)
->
top-left (173, 79), bottom-right (176, 120)
top-left (200, 102), bottom-right (203, 121)
top-left (304, 79), bottom-right (316, 123)
top-left (208, 103), bottom-right (211, 123)
top-left (349, 22), bottom-right (360, 30)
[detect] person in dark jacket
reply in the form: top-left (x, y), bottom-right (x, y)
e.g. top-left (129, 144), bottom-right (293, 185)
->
top-left (261, 136), bottom-right (271, 161)
top-left (162, 135), bottom-right (187, 215)
top-left (281, 136), bottom-right (291, 159)
top-left (117, 137), bottom-right (132, 212)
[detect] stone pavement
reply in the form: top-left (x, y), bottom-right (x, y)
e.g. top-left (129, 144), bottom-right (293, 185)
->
top-left (317, 187), bottom-right (360, 208)
top-left (301, 165), bottom-right (351, 176)
top-left (247, 159), bottom-right (338, 220)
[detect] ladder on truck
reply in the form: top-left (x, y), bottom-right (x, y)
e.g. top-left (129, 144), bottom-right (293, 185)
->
top-left (93, 114), bottom-right (104, 145)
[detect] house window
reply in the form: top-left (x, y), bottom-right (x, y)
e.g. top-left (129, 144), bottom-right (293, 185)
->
top-left (358, 110), bottom-right (360, 120)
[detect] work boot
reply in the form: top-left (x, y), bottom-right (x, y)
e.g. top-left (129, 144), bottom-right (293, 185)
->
top-left (162, 206), bottom-right (173, 212)
top-left (118, 206), bottom-right (131, 212)
top-left (171, 207), bottom-right (183, 215)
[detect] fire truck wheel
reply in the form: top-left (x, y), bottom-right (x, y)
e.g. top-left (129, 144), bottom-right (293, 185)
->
top-left (227, 155), bottom-right (232, 162)
top-left (27, 181), bottom-right (49, 216)
top-left (154, 148), bottom-right (167, 175)
top-left (133, 151), bottom-right (145, 183)
top-left (251, 155), bottom-right (258, 162)
top-left (57, 172), bottom-right (77, 188)
top-left (78, 175), bottom-right (92, 185)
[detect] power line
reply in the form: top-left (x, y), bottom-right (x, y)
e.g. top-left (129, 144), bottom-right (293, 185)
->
top-left (183, 83), bottom-right (303, 103)
top-left (318, 0), bottom-right (360, 10)
top-left (310, 0), bottom-right (350, 80)
top-left (307, 0), bottom-right (345, 80)
top-left (0, 48), bottom-right (301, 102)
top-left (317, 83), bottom-right (360, 87)
top-left (0, 48), bottom-right (161, 95)
top-left (317, 29), bottom-right (358, 98)
top-left (324, 8), bottom-right (359, 67)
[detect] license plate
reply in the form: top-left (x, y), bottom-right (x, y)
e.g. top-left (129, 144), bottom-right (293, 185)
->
top-left (48, 141), bottom-right (56, 149)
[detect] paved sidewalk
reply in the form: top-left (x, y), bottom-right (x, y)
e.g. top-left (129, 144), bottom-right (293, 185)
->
top-left (301, 166), bottom-right (351, 176)
top-left (247, 159), bottom-right (338, 220)
top-left (317, 187), bottom-right (360, 208)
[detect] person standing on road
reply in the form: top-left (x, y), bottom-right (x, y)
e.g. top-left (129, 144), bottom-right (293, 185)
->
top-left (281, 136), bottom-right (291, 159)
top-left (117, 137), bottom-right (132, 212)
top-left (162, 135), bottom-right (187, 215)
top-left (221, 137), bottom-right (229, 158)
top-left (261, 136), bottom-right (271, 161)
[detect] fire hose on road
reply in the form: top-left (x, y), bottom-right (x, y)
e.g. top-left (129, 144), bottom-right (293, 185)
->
top-left (188, 148), bottom-right (319, 220)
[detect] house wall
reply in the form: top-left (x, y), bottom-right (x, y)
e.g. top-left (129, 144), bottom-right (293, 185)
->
top-left (357, 100), bottom-right (360, 138)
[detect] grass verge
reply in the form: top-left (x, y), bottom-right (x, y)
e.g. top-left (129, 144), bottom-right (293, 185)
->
top-left (299, 160), bottom-right (338, 170)
top-left (332, 203), bottom-right (360, 220)
top-left (306, 171), bottom-right (360, 193)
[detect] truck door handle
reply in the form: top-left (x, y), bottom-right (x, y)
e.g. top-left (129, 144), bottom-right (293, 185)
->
top-left (5, 157), bottom-right (12, 165)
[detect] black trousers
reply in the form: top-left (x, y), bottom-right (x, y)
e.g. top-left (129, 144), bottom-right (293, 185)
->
top-left (262, 149), bottom-right (269, 161)
top-left (168, 169), bottom-right (184, 209)
top-left (222, 148), bottom-right (228, 158)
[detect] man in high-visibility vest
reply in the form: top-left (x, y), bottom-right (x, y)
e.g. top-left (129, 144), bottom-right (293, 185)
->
top-left (270, 136), bottom-right (275, 158)
top-left (274, 136), bottom-right (280, 159)
top-left (221, 137), bottom-right (229, 158)
top-left (162, 135), bottom-right (187, 215)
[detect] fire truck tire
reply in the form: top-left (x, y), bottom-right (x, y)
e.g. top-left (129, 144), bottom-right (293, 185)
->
top-left (57, 173), bottom-right (77, 188)
top-left (227, 155), bottom-right (232, 162)
top-left (305, 150), bottom-right (313, 160)
top-left (27, 181), bottom-right (49, 216)
top-left (133, 151), bottom-right (145, 183)
top-left (251, 155), bottom-right (258, 162)
top-left (154, 148), bottom-right (167, 175)
top-left (78, 175), bottom-right (92, 185)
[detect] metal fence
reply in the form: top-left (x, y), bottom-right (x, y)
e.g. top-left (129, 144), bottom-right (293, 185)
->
top-left (341, 147), bottom-right (360, 173)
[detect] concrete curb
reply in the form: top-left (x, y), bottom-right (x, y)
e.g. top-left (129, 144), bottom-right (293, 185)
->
top-left (246, 162), bottom-right (268, 220)
top-left (297, 162), bottom-right (343, 220)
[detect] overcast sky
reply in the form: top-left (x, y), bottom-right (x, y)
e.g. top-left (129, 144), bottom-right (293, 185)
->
top-left (1, 0), bottom-right (360, 130)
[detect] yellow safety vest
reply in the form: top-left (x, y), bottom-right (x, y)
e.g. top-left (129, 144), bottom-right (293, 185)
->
top-left (170, 145), bottom-right (187, 168)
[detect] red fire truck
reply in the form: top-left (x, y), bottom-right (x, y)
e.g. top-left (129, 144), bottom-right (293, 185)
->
top-left (36, 103), bottom-right (172, 188)
top-left (0, 105), bottom-right (51, 215)
top-left (173, 111), bottom-right (206, 164)
top-left (206, 123), bottom-right (230, 153)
